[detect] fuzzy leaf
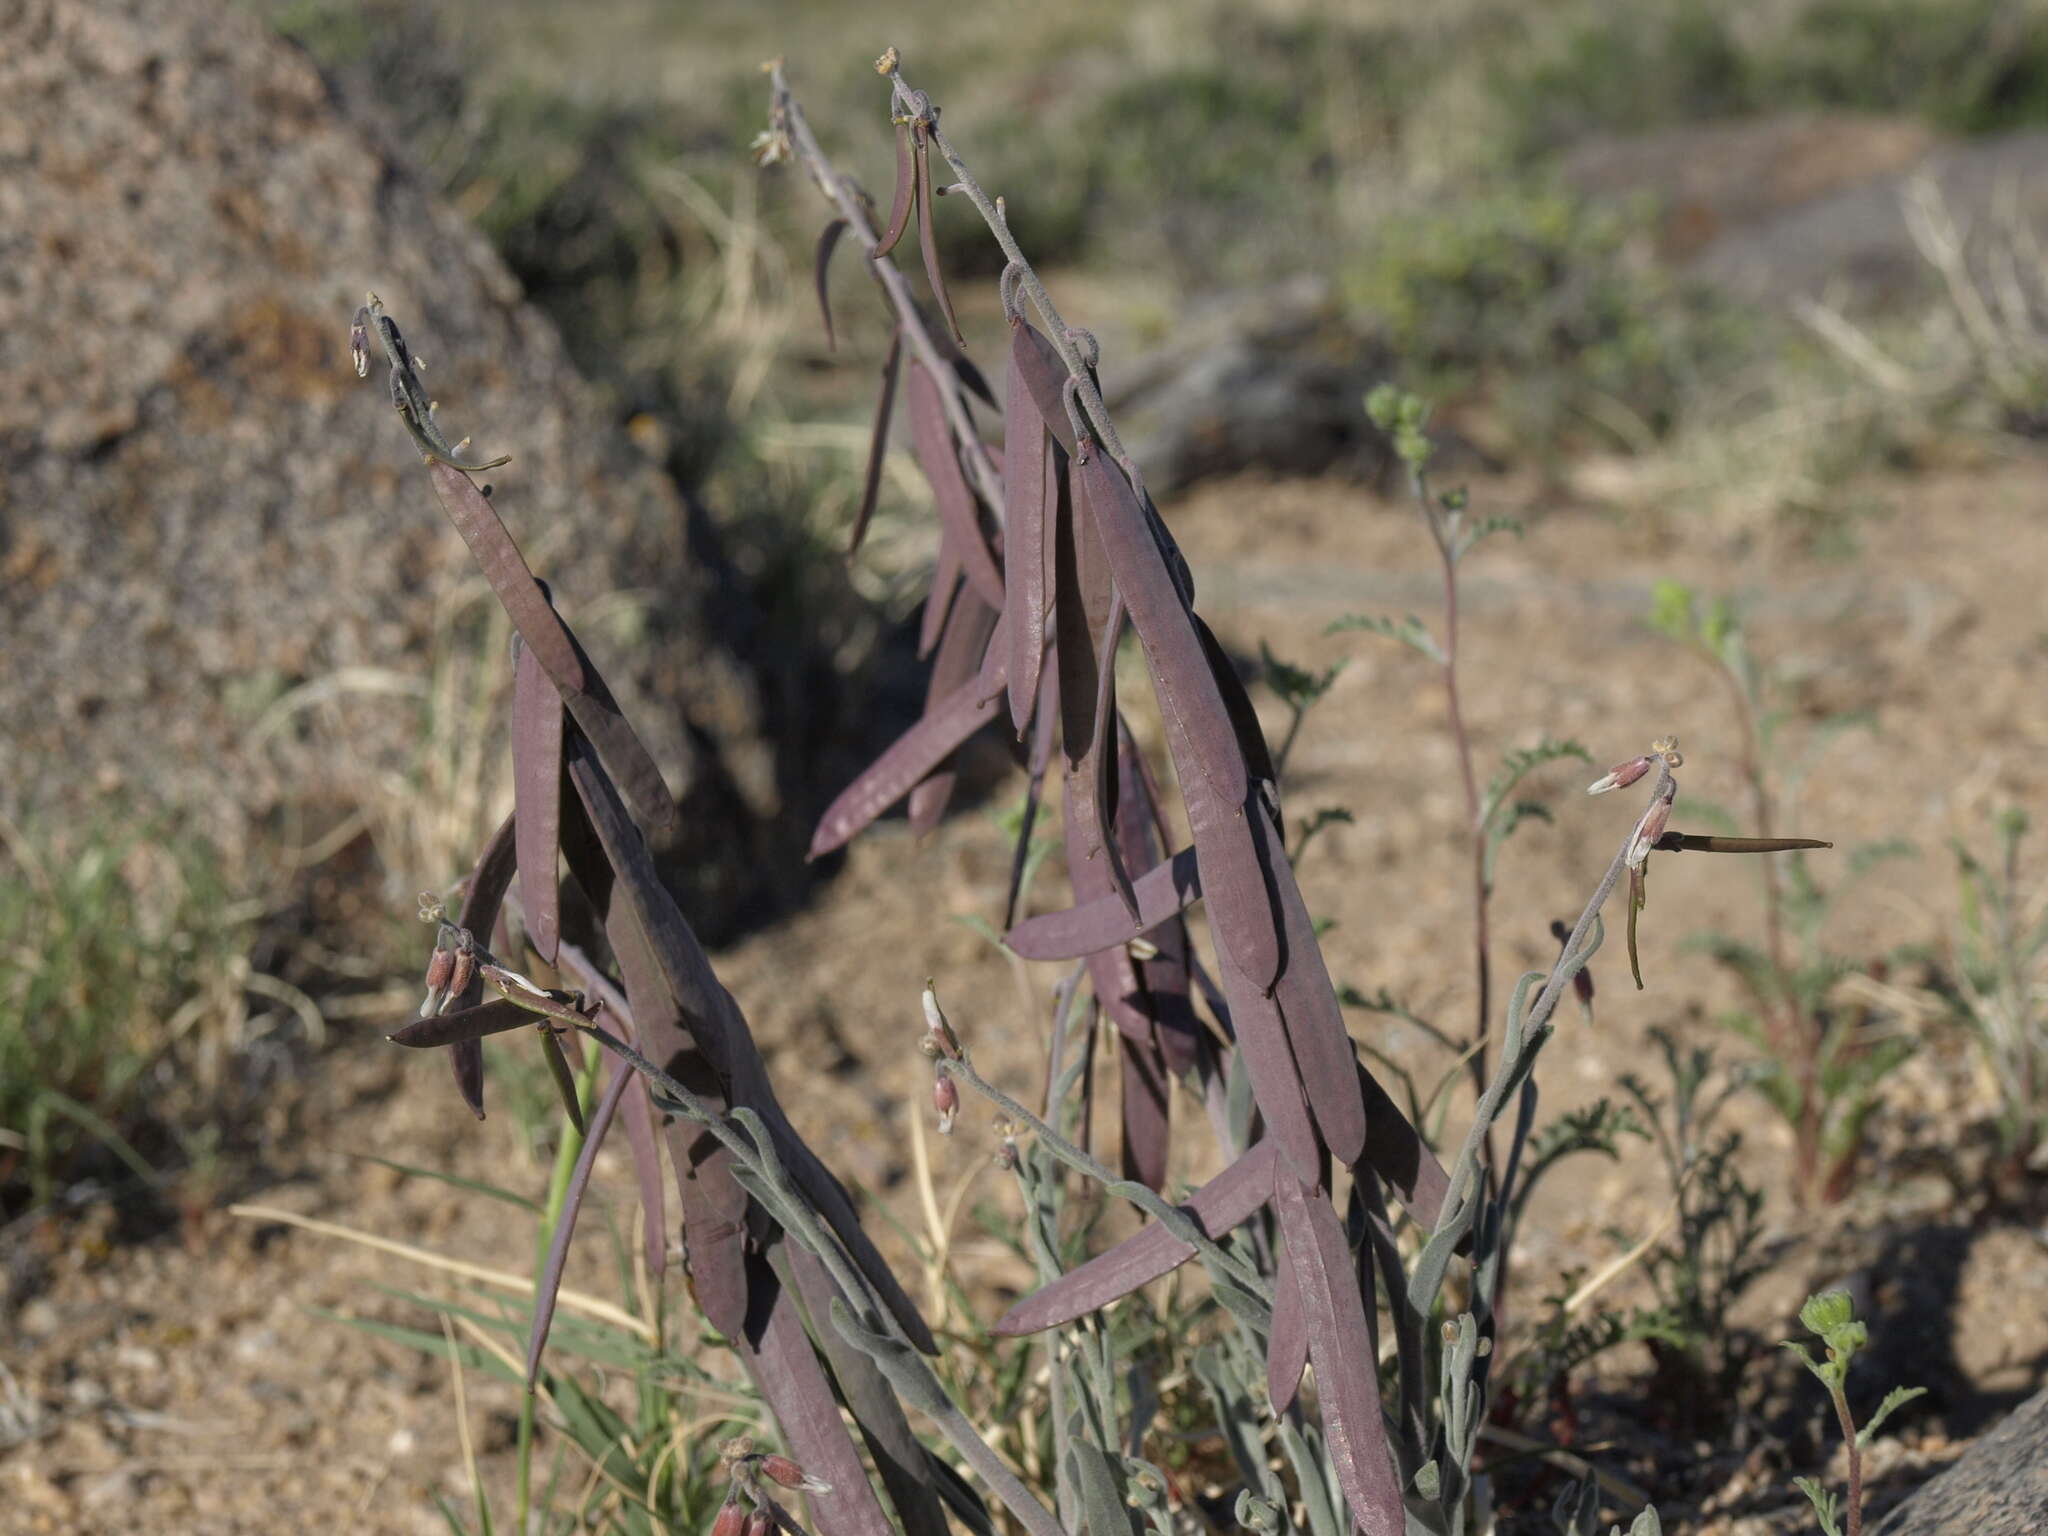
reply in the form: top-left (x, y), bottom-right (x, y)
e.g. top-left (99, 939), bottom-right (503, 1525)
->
top-left (1326, 611), bottom-right (1444, 665)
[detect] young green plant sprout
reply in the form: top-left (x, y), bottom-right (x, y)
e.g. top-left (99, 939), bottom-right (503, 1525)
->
top-left (1782, 1290), bottom-right (1926, 1536)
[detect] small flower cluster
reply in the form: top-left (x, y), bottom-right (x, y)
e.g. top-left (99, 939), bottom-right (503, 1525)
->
top-left (1589, 737), bottom-right (1684, 870)
top-left (711, 1438), bottom-right (832, 1536)
top-left (919, 982), bottom-right (963, 1134)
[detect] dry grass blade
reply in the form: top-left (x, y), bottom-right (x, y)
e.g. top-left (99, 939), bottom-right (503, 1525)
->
top-left (223, 1204), bottom-right (654, 1340)
top-left (992, 1140), bottom-right (1277, 1335)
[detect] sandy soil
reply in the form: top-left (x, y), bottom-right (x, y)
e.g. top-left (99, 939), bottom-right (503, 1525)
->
top-left (5, 459), bottom-right (2047, 1534)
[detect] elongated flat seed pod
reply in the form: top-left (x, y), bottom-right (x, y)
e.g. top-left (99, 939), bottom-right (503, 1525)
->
top-left (525, 1054), bottom-right (633, 1386)
top-left (1267, 1237), bottom-right (1309, 1413)
top-left (849, 330), bottom-right (904, 557)
top-left (427, 461), bottom-right (585, 700)
top-left (1074, 449), bottom-right (1247, 813)
top-left (912, 121), bottom-right (964, 345)
top-left (1255, 805), bottom-right (1368, 1166)
top-left (564, 743), bottom-right (936, 1353)
top-left (1008, 321), bottom-right (1080, 455)
top-left (1005, 845), bottom-right (1202, 959)
top-left (1274, 1175), bottom-right (1405, 1536)
top-left (992, 1139), bottom-right (1277, 1335)
top-left (448, 810), bottom-right (519, 1117)
top-left (909, 591), bottom-right (998, 836)
top-left (387, 996), bottom-right (540, 1049)
top-left (737, 1263), bottom-right (903, 1536)
top-left (872, 118), bottom-right (915, 259)
top-left (906, 361), bottom-right (1004, 610)
top-left (814, 217), bottom-right (848, 350)
top-left (808, 661), bottom-right (1005, 860)
top-left (1002, 324), bottom-right (1054, 736)
top-left (1118, 1032), bottom-right (1171, 1192)
top-left (511, 638), bottom-right (564, 967)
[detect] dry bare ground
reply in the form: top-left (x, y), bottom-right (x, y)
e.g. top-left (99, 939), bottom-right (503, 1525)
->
top-left (6, 454), bottom-right (2045, 1534)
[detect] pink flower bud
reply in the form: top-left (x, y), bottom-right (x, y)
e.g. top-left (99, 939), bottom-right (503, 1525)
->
top-left (423, 946), bottom-right (455, 994)
top-left (1587, 756), bottom-right (1651, 795)
top-left (711, 1502), bottom-right (746, 1536)
top-left (933, 1072), bottom-right (959, 1135)
top-left (1628, 787), bottom-right (1676, 869)
top-left (761, 1455), bottom-right (831, 1494)
top-left (446, 945), bottom-right (476, 1001)
top-left (744, 1511), bottom-right (774, 1536)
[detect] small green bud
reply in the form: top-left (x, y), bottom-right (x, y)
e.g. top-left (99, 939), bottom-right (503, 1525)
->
top-left (1799, 1290), bottom-right (1854, 1336)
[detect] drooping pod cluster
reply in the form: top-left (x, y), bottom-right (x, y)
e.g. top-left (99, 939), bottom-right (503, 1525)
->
top-left (803, 71), bottom-right (1454, 1534)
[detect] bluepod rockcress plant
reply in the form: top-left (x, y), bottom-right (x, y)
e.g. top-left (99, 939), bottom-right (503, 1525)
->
top-left (351, 48), bottom-right (1837, 1536)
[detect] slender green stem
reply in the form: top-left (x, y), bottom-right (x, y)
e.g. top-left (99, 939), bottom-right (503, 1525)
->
top-left (938, 1048), bottom-right (1271, 1304)
top-left (519, 1035), bottom-right (600, 1531)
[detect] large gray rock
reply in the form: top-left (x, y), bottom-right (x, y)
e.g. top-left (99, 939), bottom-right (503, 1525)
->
top-left (1871, 1385), bottom-right (2048, 1535)
top-left (0, 0), bottom-right (775, 916)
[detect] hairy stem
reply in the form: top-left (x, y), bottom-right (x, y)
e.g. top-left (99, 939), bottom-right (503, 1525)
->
top-left (938, 1048), bottom-right (1271, 1306)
